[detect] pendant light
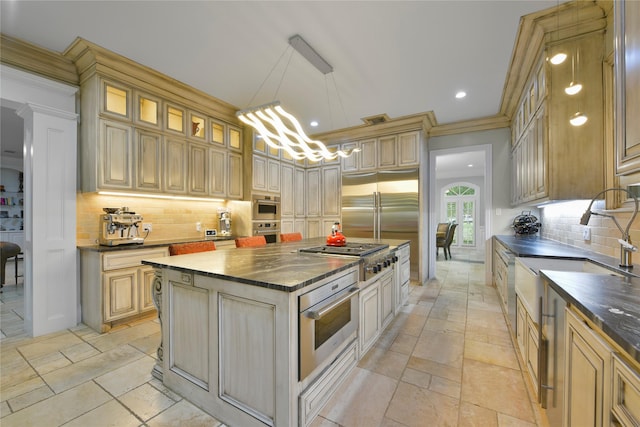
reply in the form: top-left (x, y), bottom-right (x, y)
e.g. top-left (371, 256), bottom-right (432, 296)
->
top-left (237, 35), bottom-right (359, 161)
top-left (564, 47), bottom-right (583, 95)
top-left (568, 1), bottom-right (586, 127)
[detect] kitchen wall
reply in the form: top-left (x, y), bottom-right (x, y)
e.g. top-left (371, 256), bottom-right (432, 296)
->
top-left (76, 193), bottom-right (251, 246)
top-left (540, 199), bottom-right (640, 260)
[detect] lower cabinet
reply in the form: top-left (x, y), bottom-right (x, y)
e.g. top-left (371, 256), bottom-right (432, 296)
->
top-left (81, 247), bottom-right (168, 332)
top-left (515, 295), bottom-right (540, 395)
top-left (611, 353), bottom-right (640, 426)
top-left (564, 308), bottom-right (612, 427)
top-left (359, 269), bottom-right (394, 357)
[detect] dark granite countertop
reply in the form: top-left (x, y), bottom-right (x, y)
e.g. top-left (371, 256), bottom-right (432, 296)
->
top-left (142, 237), bottom-right (409, 293)
top-left (495, 235), bottom-right (640, 365)
top-left (495, 234), bottom-right (640, 275)
top-left (540, 270), bottom-right (640, 365)
top-left (77, 236), bottom-right (238, 252)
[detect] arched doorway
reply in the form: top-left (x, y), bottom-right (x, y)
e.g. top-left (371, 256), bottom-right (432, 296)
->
top-left (441, 183), bottom-right (479, 248)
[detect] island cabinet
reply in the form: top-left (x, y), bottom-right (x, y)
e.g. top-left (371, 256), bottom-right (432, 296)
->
top-left (359, 269), bottom-right (394, 357)
top-left (510, 29), bottom-right (605, 206)
top-left (65, 38), bottom-right (243, 200)
top-left (80, 247), bottom-right (168, 332)
top-left (158, 264), bottom-right (361, 427)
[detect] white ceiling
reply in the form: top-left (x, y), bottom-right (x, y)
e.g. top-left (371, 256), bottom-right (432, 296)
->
top-left (0, 0), bottom-right (558, 164)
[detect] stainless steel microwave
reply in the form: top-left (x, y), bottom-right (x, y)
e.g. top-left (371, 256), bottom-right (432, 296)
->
top-left (252, 195), bottom-right (280, 221)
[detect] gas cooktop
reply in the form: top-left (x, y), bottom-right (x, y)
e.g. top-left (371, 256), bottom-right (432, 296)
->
top-left (299, 242), bottom-right (389, 257)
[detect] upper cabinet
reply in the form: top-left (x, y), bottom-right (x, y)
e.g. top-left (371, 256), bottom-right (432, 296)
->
top-left (509, 5), bottom-right (607, 206)
top-left (340, 131), bottom-right (421, 173)
top-left (615, 1), bottom-right (640, 178)
top-left (65, 38), bottom-right (243, 200)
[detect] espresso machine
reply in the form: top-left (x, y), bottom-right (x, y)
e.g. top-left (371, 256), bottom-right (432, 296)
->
top-left (218, 209), bottom-right (232, 236)
top-left (99, 207), bottom-right (145, 246)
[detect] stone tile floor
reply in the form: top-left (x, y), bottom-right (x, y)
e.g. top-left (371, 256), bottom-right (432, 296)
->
top-left (1, 249), bottom-right (547, 426)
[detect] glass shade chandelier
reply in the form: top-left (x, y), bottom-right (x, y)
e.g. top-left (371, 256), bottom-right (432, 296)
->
top-left (238, 34), bottom-right (359, 161)
top-left (237, 102), bottom-right (359, 162)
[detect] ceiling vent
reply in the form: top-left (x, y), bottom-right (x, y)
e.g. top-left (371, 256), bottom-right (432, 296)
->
top-left (361, 114), bottom-right (390, 125)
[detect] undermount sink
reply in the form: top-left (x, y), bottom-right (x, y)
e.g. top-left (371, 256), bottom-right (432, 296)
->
top-left (515, 257), bottom-right (622, 323)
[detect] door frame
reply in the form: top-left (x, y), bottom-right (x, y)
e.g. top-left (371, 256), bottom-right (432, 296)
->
top-left (428, 144), bottom-right (492, 279)
top-left (1, 64), bottom-right (79, 336)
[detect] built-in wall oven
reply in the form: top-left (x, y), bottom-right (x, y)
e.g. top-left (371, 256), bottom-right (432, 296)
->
top-left (251, 221), bottom-right (280, 244)
top-left (299, 270), bottom-right (359, 381)
top-left (252, 195), bottom-right (280, 221)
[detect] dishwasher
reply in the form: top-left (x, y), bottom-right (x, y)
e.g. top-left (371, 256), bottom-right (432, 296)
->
top-left (539, 276), bottom-right (566, 427)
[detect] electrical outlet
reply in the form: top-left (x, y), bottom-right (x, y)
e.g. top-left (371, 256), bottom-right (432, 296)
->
top-left (196, 222), bottom-right (201, 231)
top-left (143, 223), bottom-right (152, 232)
top-left (583, 226), bottom-right (591, 241)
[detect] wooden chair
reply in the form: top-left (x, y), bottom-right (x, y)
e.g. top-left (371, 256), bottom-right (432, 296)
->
top-left (0, 242), bottom-right (21, 292)
top-left (235, 235), bottom-right (267, 248)
top-left (436, 223), bottom-right (457, 260)
top-left (169, 241), bottom-right (216, 256)
top-left (280, 232), bottom-right (303, 242)
top-left (436, 223), bottom-right (449, 240)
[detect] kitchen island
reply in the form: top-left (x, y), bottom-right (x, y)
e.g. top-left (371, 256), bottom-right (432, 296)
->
top-left (142, 237), bottom-right (409, 427)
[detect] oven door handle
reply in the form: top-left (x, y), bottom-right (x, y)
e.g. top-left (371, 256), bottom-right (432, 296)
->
top-left (305, 287), bottom-right (359, 320)
top-left (253, 229), bottom-right (280, 235)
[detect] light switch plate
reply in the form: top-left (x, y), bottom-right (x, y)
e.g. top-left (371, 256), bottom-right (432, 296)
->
top-left (583, 226), bottom-right (591, 241)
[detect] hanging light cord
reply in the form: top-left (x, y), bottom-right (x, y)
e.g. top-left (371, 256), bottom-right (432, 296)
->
top-left (244, 44), bottom-right (292, 109)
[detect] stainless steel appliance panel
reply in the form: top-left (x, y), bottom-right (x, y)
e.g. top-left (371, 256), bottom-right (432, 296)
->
top-left (539, 279), bottom-right (566, 426)
top-left (299, 272), bottom-right (359, 381)
top-left (341, 169), bottom-right (419, 279)
top-left (252, 195), bottom-right (280, 221)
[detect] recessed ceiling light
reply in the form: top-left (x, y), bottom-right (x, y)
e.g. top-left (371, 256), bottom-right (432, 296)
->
top-left (310, 121), bottom-right (319, 127)
top-left (467, 164), bottom-right (473, 168)
top-left (455, 91), bottom-right (466, 99)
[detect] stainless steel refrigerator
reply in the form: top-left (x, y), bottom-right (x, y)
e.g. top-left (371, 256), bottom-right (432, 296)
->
top-left (341, 169), bottom-right (419, 280)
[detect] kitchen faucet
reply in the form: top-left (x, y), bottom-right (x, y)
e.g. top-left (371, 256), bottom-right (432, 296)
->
top-left (580, 188), bottom-right (639, 268)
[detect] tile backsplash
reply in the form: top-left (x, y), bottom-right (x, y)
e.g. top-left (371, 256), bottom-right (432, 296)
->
top-left (540, 199), bottom-right (640, 258)
top-left (76, 193), bottom-right (251, 246)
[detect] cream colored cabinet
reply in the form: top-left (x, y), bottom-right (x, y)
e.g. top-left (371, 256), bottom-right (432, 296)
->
top-left (359, 279), bottom-right (381, 357)
top-left (209, 148), bottom-right (226, 197)
top-left (306, 219), bottom-right (321, 239)
top-left (252, 154), bottom-right (280, 195)
top-left (395, 244), bottom-right (410, 312)
top-left (227, 152), bottom-right (243, 199)
top-left (134, 128), bottom-right (162, 192)
top-left (280, 163), bottom-right (295, 218)
top-left (493, 238), bottom-right (510, 311)
top-left (99, 119), bottom-right (133, 190)
top-left (68, 40), bottom-right (243, 198)
top-left (341, 142), bottom-right (359, 172)
top-left (397, 131), bottom-right (420, 167)
top-left (611, 353), bottom-right (640, 426)
top-left (209, 149), bottom-right (242, 199)
top-left (565, 308), bottom-right (612, 427)
top-left (189, 142), bottom-right (209, 196)
top-left (380, 271), bottom-right (394, 330)
top-left (294, 167), bottom-right (306, 217)
top-left (164, 138), bottom-right (188, 194)
top-left (81, 247), bottom-right (168, 332)
top-left (511, 31), bottom-right (604, 205)
top-left (306, 168), bottom-right (321, 217)
top-left (341, 131), bottom-right (420, 173)
top-left (322, 165), bottom-right (340, 217)
top-left (378, 135), bottom-right (397, 169)
top-left (359, 139), bottom-right (377, 170)
top-left (103, 267), bottom-right (139, 322)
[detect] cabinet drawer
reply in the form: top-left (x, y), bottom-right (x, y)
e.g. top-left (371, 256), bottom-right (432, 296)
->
top-left (103, 248), bottom-right (168, 271)
top-left (612, 353), bottom-right (640, 426)
top-left (299, 341), bottom-right (358, 427)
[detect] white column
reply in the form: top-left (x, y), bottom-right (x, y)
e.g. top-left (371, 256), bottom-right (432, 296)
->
top-left (2, 64), bottom-right (79, 337)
